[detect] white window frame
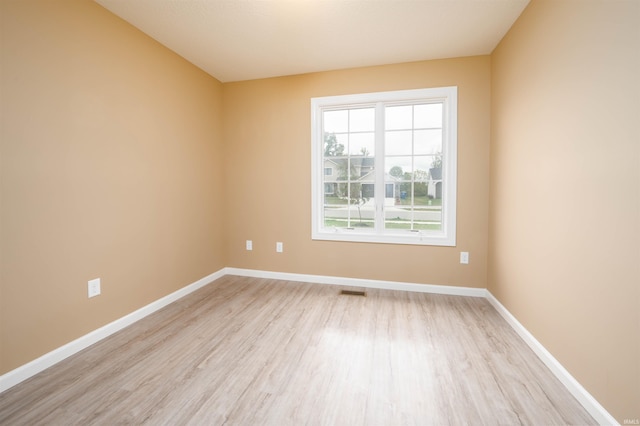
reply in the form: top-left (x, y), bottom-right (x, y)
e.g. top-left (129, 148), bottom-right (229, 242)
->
top-left (311, 87), bottom-right (457, 246)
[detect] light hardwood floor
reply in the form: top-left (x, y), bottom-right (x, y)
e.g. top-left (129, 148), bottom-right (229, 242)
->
top-left (0, 275), bottom-right (596, 425)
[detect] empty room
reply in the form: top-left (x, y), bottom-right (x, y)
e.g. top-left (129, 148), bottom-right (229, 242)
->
top-left (1, 0), bottom-right (638, 424)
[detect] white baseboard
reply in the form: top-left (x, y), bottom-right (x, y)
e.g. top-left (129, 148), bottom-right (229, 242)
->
top-left (485, 291), bottom-right (618, 426)
top-left (224, 267), bottom-right (487, 298)
top-left (0, 268), bottom-right (226, 394)
top-left (0, 267), bottom-right (617, 425)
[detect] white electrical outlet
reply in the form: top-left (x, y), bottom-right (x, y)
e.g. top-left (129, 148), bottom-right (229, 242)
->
top-left (460, 252), bottom-right (470, 264)
top-left (246, 240), bottom-right (253, 251)
top-left (88, 278), bottom-right (101, 298)
top-left (276, 242), bottom-right (283, 253)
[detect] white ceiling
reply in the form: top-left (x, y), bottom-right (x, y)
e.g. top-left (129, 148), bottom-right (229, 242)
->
top-left (95, 0), bottom-right (529, 83)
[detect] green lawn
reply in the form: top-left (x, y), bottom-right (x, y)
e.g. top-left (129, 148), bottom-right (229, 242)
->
top-left (384, 222), bottom-right (442, 231)
top-left (324, 219), bottom-right (441, 231)
top-left (324, 195), bottom-right (441, 207)
top-left (396, 195), bottom-right (441, 207)
top-left (324, 196), bottom-right (349, 205)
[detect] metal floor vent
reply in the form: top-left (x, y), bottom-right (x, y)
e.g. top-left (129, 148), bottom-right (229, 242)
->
top-left (340, 290), bottom-right (366, 297)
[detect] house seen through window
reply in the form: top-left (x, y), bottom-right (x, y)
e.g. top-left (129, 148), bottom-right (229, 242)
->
top-left (311, 87), bottom-right (457, 246)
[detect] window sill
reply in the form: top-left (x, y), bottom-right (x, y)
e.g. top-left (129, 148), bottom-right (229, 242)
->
top-left (312, 229), bottom-right (456, 247)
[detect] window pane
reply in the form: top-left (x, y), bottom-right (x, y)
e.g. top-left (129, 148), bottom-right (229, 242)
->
top-left (385, 130), bottom-right (412, 156)
top-left (385, 183), bottom-right (395, 198)
top-left (414, 129), bottom-right (442, 155)
top-left (349, 157), bottom-right (374, 179)
top-left (414, 103), bottom-right (442, 129)
top-left (349, 108), bottom-right (375, 132)
top-left (385, 105), bottom-right (412, 130)
top-left (385, 156), bottom-right (413, 177)
top-left (413, 180), bottom-right (428, 199)
top-left (323, 133), bottom-right (348, 157)
top-left (324, 205), bottom-right (343, 228)
top-left (414, 156), bottom-right (431, 177)
top-left (385, 208), bottom-right (412, 230)
top-left (413, 168), bottom-right (429, 183)
top-left (362, 183), bottom-right (375, 198)
top-left (324, 191), bottom-right (345, 205)
top-left (324, 110), bottom-right (348, 133)
top-left (323, 158), bottom-right (347, 179)
top-left (348, 132), bottom-right (375, 156)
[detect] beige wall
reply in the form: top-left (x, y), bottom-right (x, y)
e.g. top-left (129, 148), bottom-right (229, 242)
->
top-left (489, 0), bottom-right (640, 422)
top-left (222, 56), bottom-right (491, 287)
top-left (0, 0), bottom-right (226, 373)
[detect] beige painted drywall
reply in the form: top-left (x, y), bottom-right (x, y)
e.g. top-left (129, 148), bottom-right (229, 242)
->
top-left (489, 0), bottom-right (640, 422)
top-left (222, 56), bottom-right (491, 288)
top-left (0, 0), bottom-right (226, 373)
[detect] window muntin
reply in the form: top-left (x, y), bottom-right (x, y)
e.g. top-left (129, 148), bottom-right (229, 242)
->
top-left (311, 87), bottom-right (457, 246)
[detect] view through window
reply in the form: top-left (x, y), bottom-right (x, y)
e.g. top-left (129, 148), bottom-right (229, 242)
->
top-left (312, 87), bottom-right (457, 246)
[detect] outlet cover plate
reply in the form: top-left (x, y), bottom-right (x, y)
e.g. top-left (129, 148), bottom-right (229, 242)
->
top-left (88, 278), bottom-right (101, 298)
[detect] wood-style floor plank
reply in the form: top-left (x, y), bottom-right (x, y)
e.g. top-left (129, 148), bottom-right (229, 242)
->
top-left (0, 276), bottom-right (596, 425)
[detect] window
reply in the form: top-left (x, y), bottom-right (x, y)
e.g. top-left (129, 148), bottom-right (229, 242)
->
top-left (311, 87), bottom-right (457, 246)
